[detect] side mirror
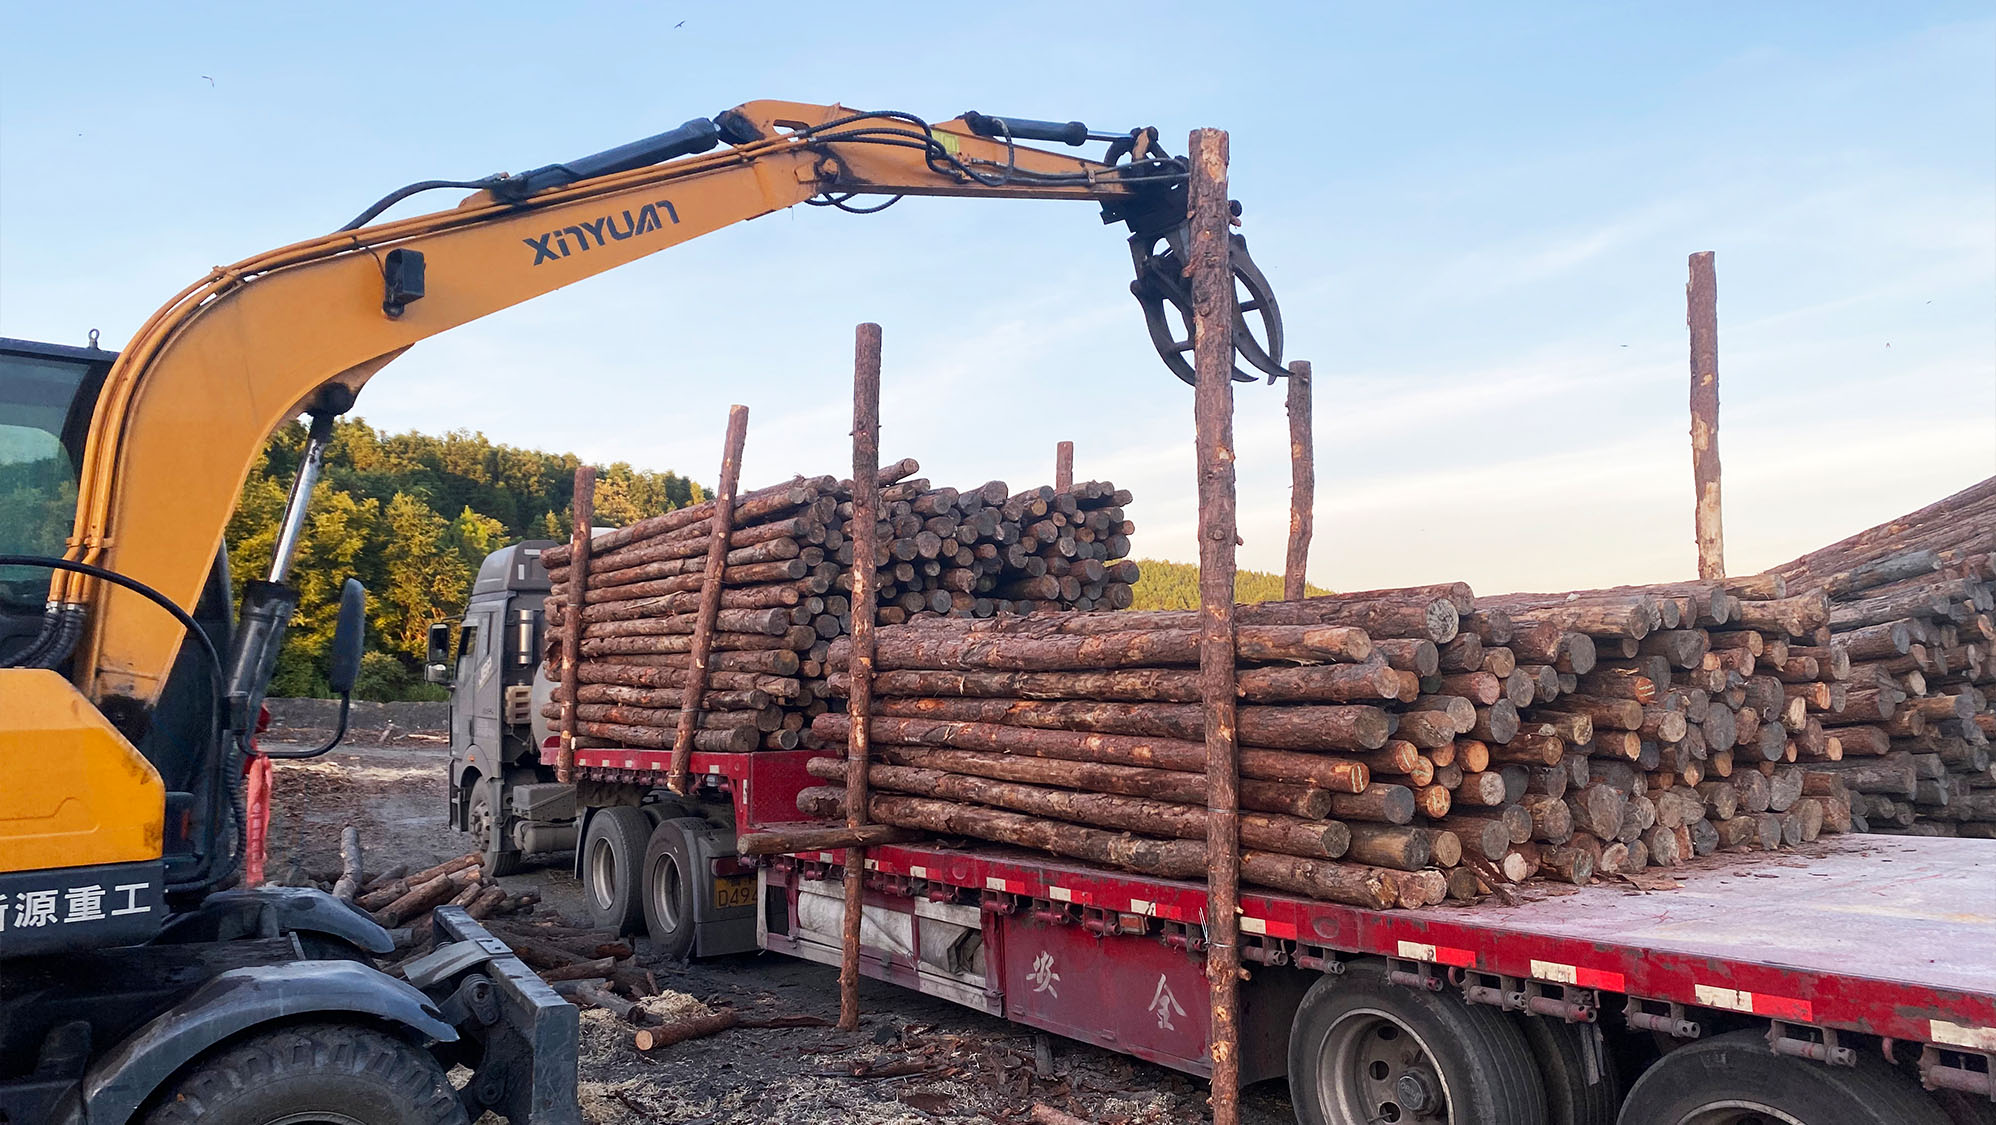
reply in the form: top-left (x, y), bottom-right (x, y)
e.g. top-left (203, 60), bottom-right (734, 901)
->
top-left (328, 579), bottom-right (366, 695)
top-left (269, 578), bottom-right (366, 760)
top-left (425, 622), bottom-right (454, 685)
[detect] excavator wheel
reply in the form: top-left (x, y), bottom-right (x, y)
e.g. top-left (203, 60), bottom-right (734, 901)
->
top-left (144, 1022), bottom-right (465, 1125)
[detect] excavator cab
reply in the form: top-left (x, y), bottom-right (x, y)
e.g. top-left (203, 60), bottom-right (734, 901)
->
top-left (0, 336), bottom-right (578, 1125)
top-left (2, 338), bottom-right (238, 933)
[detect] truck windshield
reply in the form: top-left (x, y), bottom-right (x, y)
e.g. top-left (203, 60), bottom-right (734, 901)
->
top-left (0, 349), bottom-right (92, 608)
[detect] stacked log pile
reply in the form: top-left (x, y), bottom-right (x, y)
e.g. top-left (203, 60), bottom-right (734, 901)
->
top-left (1770, 477), bottom-right (1996, 836)
top-left (800, 579), bottom-right (1866, 908)
top-left (536, 460), bottom-right (1139, 752)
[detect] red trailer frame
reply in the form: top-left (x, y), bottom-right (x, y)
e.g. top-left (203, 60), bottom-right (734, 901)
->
top-left (554, 744), bottom-right (1996, 1101)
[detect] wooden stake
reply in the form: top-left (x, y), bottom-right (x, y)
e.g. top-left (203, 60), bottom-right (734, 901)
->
top-left (669, 405), bottom-right (749, 794)
top-left (1284, 359), bottom-right (1314, 602)
top-left (557, 466), bottom-right (596, 783)
top-left (840, 322), bottom-right (883, 1033)
top-left (1055, 441), bottom-right (1074, 494)
top-left (1688, 251), bottom-right (1724, 579)
top-left (1188, 126), bottom-right (1243, 1125)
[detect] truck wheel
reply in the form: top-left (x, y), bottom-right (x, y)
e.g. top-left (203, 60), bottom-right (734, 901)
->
top-left (581, 805), bottom-right (649, 933)
top-left (642, 817), bottom-right (709, 960)
top-left (144, 1022), bottom-right (466, 1125)
top-left (467, 781), bottom-right (521, 877)
top-left (1288, 962), bottom-right (1546, 1125)
top-left (1518, 1015), bottom-right (1618, 1125)
top-left (1616, 1029), bottom-right (1948, 1125)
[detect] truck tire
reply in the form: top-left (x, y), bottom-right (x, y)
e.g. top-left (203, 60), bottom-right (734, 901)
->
top-left (1616, 1029), bottom-right (1949, 1125)
top-left (1518, 1015), bottom-right (1618, 1125)
top-left (642, 817), bottom-right (709, 960)
top-left (467, 780), bottom-right (521, 877)
top-left (143, 1022), bottom-right (466, 1125)
top-left (580, 805), bottom-right (649, 934)
top-left (1288, 961), bottom-right (1546, 1125)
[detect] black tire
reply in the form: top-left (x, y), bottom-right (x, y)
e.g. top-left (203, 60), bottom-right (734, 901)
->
top-left (144, 1022), bottom-right (466, 1125)
top-left (467, 780), bottom-right (521, 877)
top-left (1288, 960), bottom-right (1547, 1125)
top-left (1519, 1015), bottom-right (1619, 1125)
top-left (1616, 1029), bottom-right (1949, 1125)
top-left (642, 817), bottom-right (708, 960)
top-left (580, 805), bottom-right (649, 933)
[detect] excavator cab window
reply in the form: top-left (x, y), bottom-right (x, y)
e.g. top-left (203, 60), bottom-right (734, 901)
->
top-left (0, 338), bottom-right (112, 660)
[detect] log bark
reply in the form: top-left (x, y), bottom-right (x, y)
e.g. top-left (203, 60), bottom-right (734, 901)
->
top-left (871, 745), bottom-right (1332, 817)
top-left (332, 825), bottom-right (362, 904)
top-left (736, 823), bottom-right (919, 856)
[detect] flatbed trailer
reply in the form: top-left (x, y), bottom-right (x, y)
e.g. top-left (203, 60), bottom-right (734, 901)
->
top-left (552, 743), bottom-right (1996, 1124)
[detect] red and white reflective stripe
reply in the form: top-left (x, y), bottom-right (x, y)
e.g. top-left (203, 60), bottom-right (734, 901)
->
top-left (1240, 914), bottom-right (1300, 941)
top-left (1930, 1020), bottom-right (1996, 1051)
top-left (1693, 984), bottom-right (1813, 1021)
top-left (1397, 940), bottom-right (1475, 967)
top-left (984, 876), bottom-right (1027, 895)
top-left (1529, 959), bottom-right (1626, 992)
top-left (1047, 885), bottom-right (1093, 905)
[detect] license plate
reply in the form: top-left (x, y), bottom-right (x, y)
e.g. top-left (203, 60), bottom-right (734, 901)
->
top-left (712, 873), bottom-right (756, 911)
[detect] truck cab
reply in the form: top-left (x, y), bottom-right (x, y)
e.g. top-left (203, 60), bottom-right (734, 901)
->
top-left (440, 543), bottom-right (758, 959)
top-left (435, 540), bottom-right (575, 876)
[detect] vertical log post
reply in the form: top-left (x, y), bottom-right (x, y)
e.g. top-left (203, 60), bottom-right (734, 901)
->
top-left (1688, 251), bottom-right (1724, 580)
top-left (1055, 440), bottom-right (1074, 495)
top-left (668, 405), bottom-right (749, 794)
top-left (1188, 126), bottom-right (1243, 1125)
top-left (1283, 359), bottom-right (1314, 602)
top-left (840, 322), bottom-right (884, 1032)
top-left (556, 465), bottom-right (596, 784)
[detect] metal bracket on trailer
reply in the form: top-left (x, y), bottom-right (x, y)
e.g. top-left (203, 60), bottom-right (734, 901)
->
top-left (1387, 958), bottom-right (1444, 993)
top-left (1240, 936), bottom-right (1291, 968)
top-left (1918, 1045), bottom-right (1996, 1101)
top-left (1520, 979), bottom-right (1599, 1023)
top-left (1160, 921), bottom-right (1206, 955)
top-left (1764, 1020), bottom-right (1855, 1067)
top-left (1624, 996), bottom-right (1702, 1039)
top-left (1293, 944), bottom-right (1345, 974)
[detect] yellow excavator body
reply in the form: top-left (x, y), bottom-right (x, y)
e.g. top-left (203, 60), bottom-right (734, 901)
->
top-left (0, 668), bottom-right (164, 874)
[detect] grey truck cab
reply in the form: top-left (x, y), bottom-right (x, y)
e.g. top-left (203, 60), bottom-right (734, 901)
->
top-left (430, 541), bottom-right (574, 877)
top-left (433, 543), bottom-right (755, 959)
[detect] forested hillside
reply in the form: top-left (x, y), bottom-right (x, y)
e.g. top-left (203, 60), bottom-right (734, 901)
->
top-left (226, 420), bottom-right (703, 700)
top-left (1129, 558), bottom-right (1330, 609)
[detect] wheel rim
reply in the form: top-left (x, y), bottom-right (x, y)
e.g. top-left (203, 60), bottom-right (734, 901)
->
top-left (650, 849), bottom-right (684, 931)
top-left (1674, 1105), bottom-right (1808, 1125)
top-left (586, 834), bottom-right (618, 912)
top-left (469, 791), bottom-right (496, 855)
top-left (1315, 1006), bottom-right (1452, 1123)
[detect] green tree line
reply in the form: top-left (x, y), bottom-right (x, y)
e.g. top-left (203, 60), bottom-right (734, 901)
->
top-left (225, 419), bottom-right (704, 701)
top-left (1129, 558), bottom-right (1330, 610)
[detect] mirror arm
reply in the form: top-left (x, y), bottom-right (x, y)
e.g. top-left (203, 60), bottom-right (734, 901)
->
top-left (262, 692), bottom-right (349, 760)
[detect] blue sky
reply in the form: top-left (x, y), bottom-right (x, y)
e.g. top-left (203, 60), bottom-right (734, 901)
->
top-left (3, 3), bottom-right (1991, 593)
